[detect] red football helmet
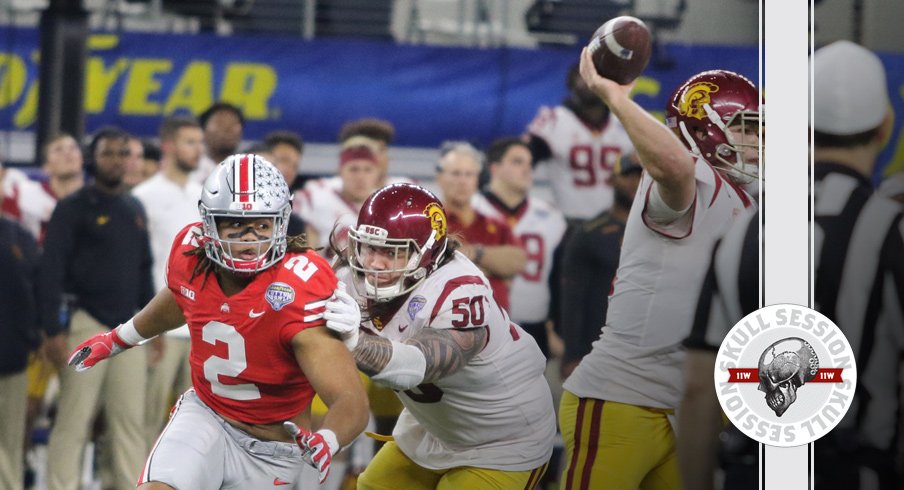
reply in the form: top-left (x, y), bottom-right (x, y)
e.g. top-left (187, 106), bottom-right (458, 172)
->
top-left (348, 183), bottom-right (449, 301)
top-left (666, 70), bottom-right (761, 184)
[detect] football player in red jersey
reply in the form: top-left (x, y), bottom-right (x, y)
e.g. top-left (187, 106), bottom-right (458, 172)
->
top-left (66, 154), bottom-right (369, 489)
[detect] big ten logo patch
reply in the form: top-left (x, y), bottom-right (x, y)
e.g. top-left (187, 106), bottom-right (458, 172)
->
top-left (714, 304), bottom-right (856, 447)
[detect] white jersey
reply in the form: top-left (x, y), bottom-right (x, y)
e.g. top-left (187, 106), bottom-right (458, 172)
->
top-left (528, 105), bottom-right (634, 220)
top-left (133, 173), bottom-right (202, 339)
top-left (338, 252), bottom-right (555, 471)
top-left (1, 168), bottom-right (56, 241)
top-left (296, 178), bottom-right (359, 250)
top-left (563, 158), bottom-right (755, 409)
top-left (472, 193), bottom-right (566, 323)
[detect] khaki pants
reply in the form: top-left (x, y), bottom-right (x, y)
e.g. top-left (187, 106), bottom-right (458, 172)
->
top-left (0, 370), bottom-right (27, 490)
top-left (47, 310), bottom-right (149, 490)
top-left (145, 335), bottom-right (192, 445)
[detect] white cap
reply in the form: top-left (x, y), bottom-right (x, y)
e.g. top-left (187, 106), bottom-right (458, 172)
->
top-left (813, 40), bottom-right (889, 135)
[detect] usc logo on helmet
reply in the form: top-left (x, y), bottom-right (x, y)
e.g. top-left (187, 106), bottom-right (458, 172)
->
top-left (678, 82), bottom-right (720, 120)
top-left (425, 203), bottom-right (447, 241)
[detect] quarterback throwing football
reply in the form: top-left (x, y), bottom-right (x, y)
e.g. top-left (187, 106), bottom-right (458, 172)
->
top-left (557, 49), bottom-right (760, 489)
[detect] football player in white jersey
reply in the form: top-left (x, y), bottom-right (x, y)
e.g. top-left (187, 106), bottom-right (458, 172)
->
top-left (526, 64), bottom-right (635, 223)
top-left (296, 144), bottom-right (381, 250)
top-left (324, 183), bottom-right (556, 489)
top-left (557, 50), bottom-right (760, 490)
top-left (472, 137), bottom-right (567, 358)
top-left (293, 119), bottom-right (414, 224)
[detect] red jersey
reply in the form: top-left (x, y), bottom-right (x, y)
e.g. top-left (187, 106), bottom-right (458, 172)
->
top-left (166, 223), bottom-right (337, 424)
top-left (446, 210), bottom-right (521, 312)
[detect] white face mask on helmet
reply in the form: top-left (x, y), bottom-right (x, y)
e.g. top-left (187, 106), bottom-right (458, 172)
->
top-left (198, 154), bottom-right (292, 274)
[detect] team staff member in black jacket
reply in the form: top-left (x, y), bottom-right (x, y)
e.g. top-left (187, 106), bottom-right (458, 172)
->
top-left (558, 154), bottom-right (641, 379)
top-left (38, 127), bottom-right (155, 490)
top-left (0, 163), bottom-right (40, 490)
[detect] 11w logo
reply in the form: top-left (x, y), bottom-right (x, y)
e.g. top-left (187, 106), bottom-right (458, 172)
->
top-left (714, 305), bottom-right (857, 447)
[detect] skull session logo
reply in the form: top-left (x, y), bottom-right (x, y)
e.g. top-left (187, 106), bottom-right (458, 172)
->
top-left (714, 304), bottom-right (857, 447)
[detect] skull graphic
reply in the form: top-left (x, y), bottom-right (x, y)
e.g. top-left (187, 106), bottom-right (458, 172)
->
top-left (757, 337), bottom-right (819, 417)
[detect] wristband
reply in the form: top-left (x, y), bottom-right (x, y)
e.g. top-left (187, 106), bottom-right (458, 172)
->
top-left (317, 429), bottom-right (340, 456)
top-left (115, 318), bottom-right (148, 346)
top-left (371, 340), bottom-right (427, 390)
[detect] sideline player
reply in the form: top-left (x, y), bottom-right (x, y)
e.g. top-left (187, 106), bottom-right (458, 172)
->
top-left (525, 63), bottom-right (635, 225)
top-left (326, 183), bottom-right (556, 489)
top-left (558, 50), bottom-right (760, 489)
top-left (66, 155), bottom-right (369, 489)
top-left (297, 143), bottom-right (381, 251)
top-left (473, 136), bottom-right (566, 358)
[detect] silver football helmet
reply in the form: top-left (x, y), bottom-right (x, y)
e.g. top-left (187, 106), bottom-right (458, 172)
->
top-left (198, 154), bottom-right (292, 274)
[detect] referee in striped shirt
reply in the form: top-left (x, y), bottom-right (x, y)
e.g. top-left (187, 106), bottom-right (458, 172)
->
top-left (678, 41), bottom-right (904, 490)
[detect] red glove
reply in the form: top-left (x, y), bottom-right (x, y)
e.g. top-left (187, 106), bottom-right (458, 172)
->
top-left (67, 329), bottom-right (132, 372)
top-left (283, 422), bottom-right (339, 484)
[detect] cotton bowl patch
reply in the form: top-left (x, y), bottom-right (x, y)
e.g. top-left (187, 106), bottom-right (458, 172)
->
top-left (265, 282), bottom-right (296, 311)
top-left (407, 295), bottom-right (427, 320)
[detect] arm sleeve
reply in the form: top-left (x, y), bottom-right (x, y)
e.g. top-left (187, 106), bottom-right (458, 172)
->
top-left (36, 201), bottom-right (78, 336)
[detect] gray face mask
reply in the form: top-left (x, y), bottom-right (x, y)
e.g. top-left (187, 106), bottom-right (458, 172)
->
top-left (199, 154), bottom-right (292, 274)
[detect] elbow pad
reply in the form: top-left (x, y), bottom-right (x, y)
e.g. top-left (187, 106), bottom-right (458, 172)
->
top-left (370, 341), bottom-right (427, 390)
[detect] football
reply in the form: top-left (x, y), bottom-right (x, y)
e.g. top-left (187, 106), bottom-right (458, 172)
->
top-left (587, 16), bottom-right (652, 85)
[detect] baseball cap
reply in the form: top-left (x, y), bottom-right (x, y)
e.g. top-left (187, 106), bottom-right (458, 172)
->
top-left (813, 40), bottom-right (889, 135)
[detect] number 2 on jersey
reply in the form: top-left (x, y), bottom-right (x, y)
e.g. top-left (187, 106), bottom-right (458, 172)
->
top-left (285, 255), bottom-right (318, 282)
top-left (202, 321), bottom-right (261, 401)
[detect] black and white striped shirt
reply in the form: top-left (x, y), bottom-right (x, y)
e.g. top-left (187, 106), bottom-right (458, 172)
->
top-left (687, 162), bottom-right (904, 487)
top-left (812, 164), bottom-right (904, 464)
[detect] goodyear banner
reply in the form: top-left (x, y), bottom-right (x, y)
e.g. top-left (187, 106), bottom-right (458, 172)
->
top-left (0, 27), bottom-right (901, 176)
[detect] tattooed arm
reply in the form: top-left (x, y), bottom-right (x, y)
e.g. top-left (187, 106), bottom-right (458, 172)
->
top-left (410, 328), bottom-right (487, 382)
top-left (353, 327), bottom-right (488, 387)
top-left (353, 335), bottom-right (394, 377)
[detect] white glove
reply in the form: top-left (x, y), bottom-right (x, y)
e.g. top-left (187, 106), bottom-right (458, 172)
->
top-left (324, 282), bottom-right (361, 350)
